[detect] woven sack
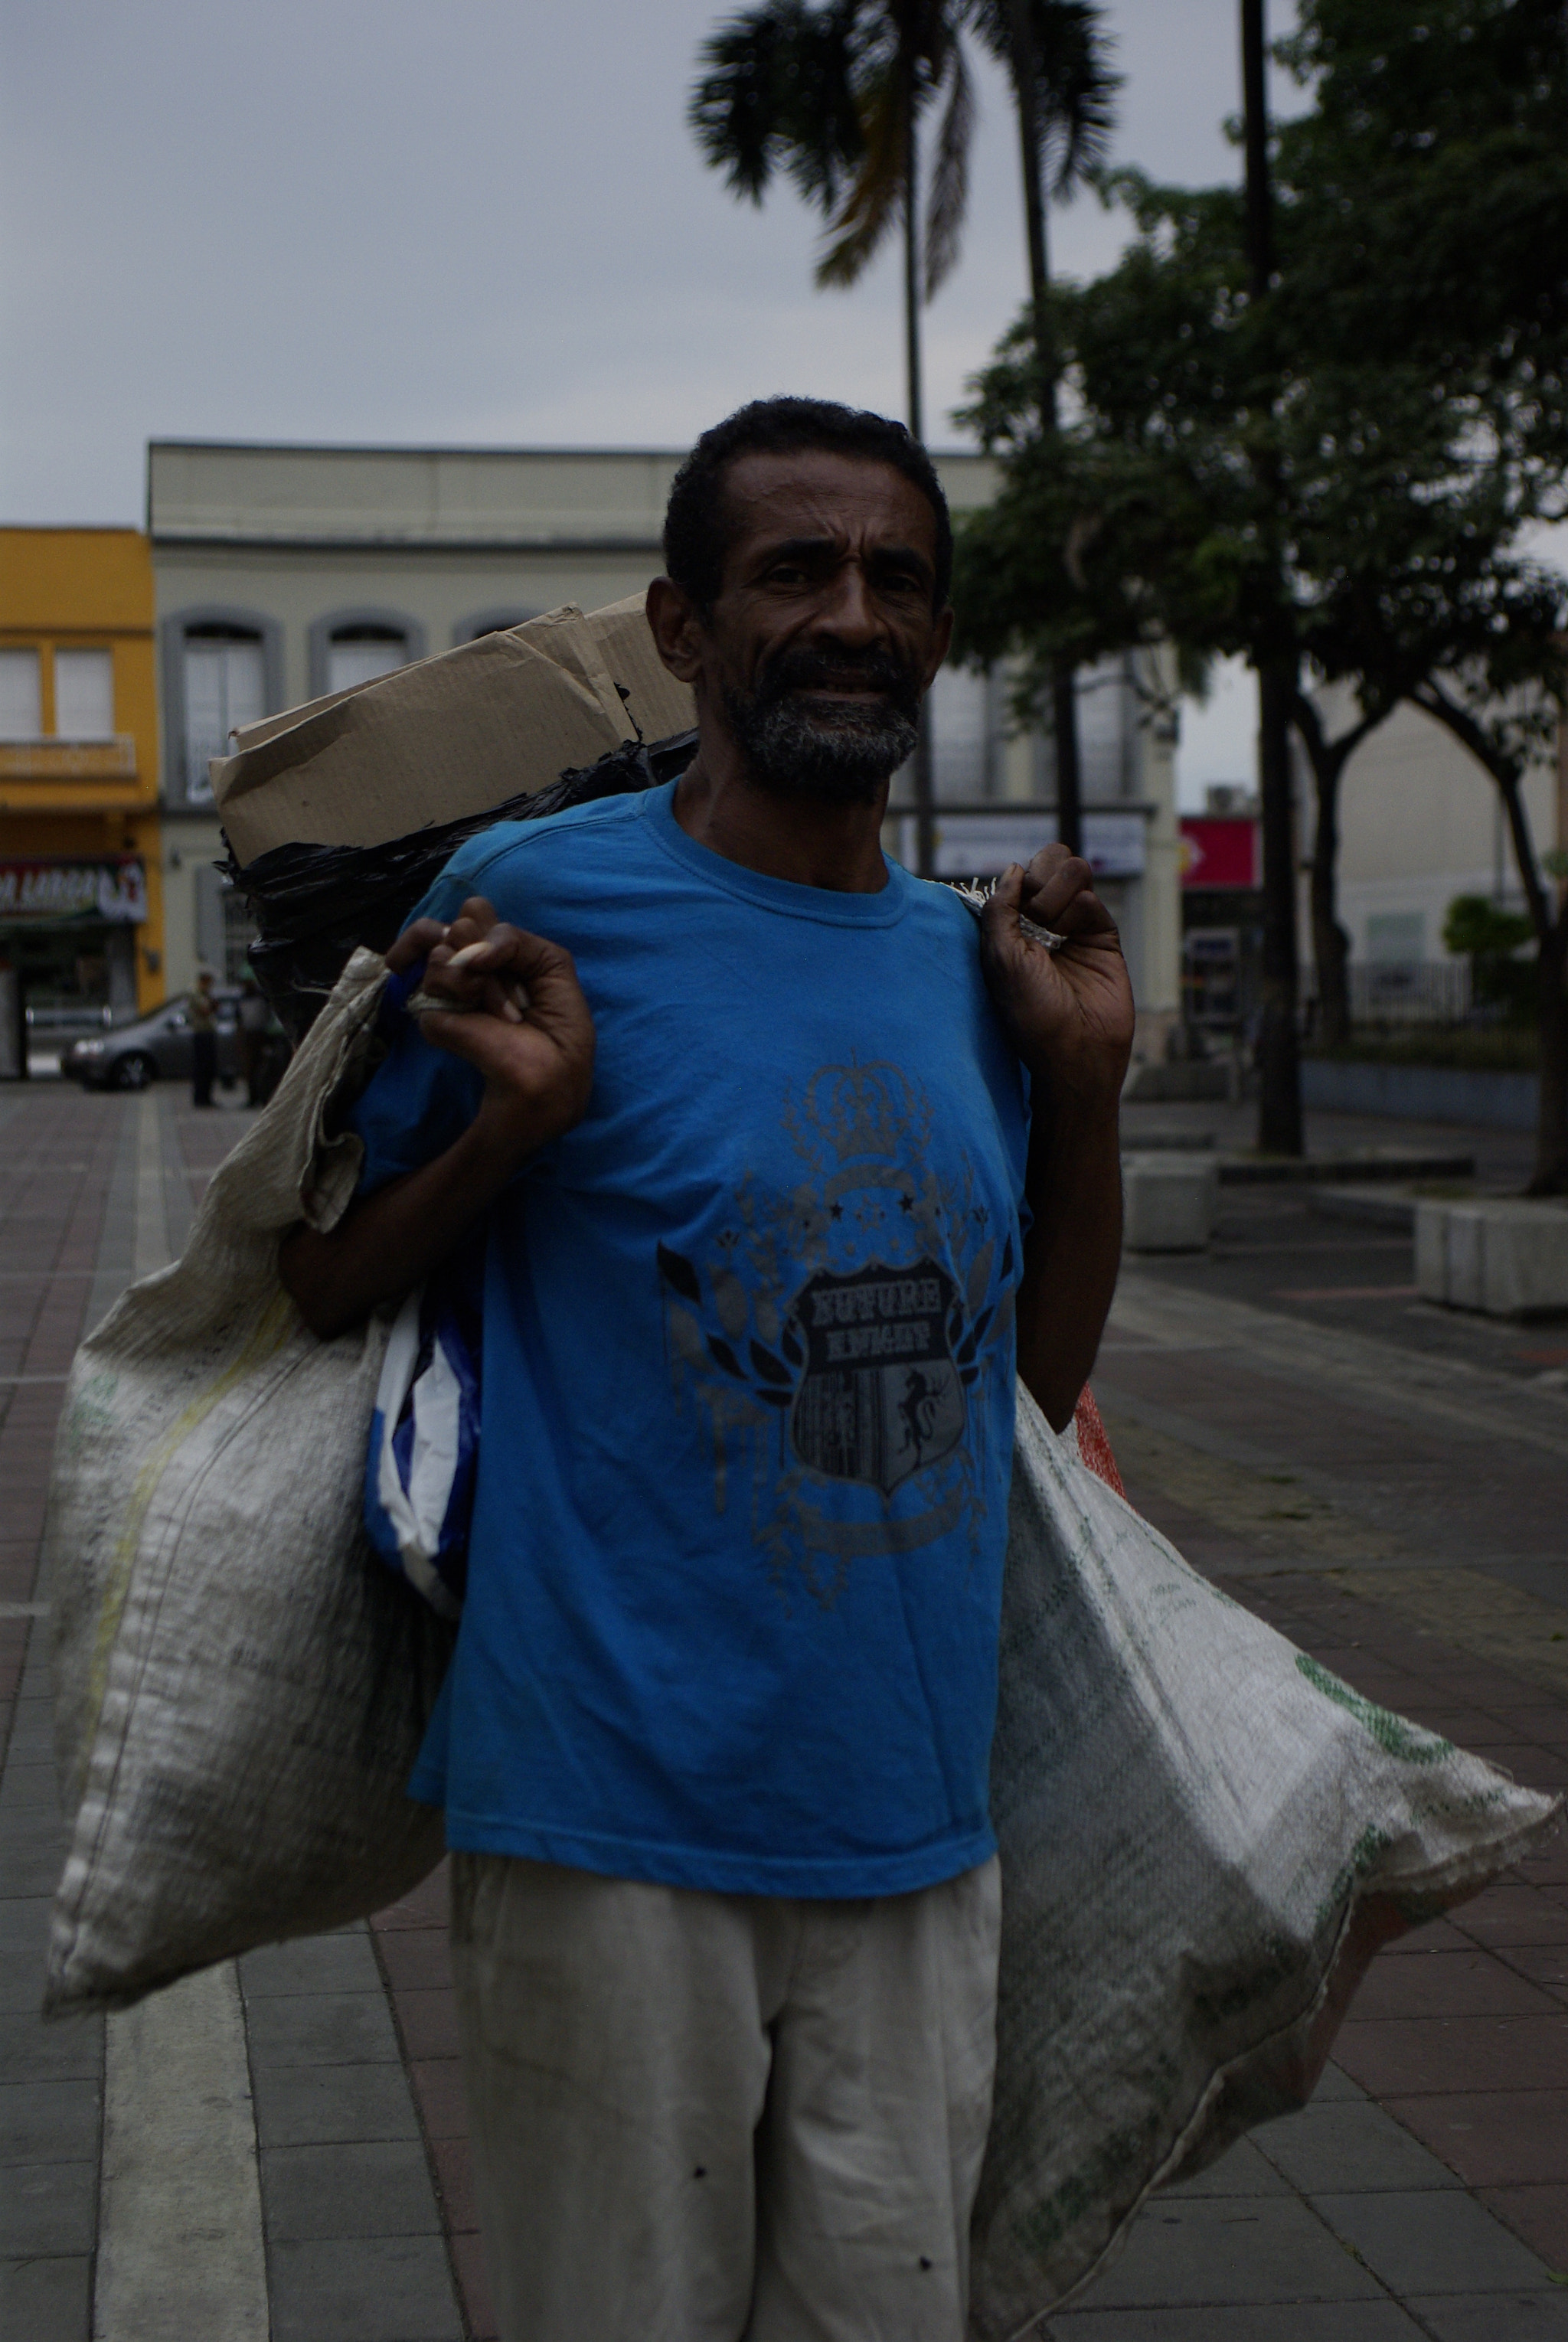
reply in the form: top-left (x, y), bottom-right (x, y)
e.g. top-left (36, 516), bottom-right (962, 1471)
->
top-left (45, 947), bottom-right (451, 2013)
top-left (970, 1392), bottom-right (1557, 2334)
top-left (43, 949), bottom-right (1557, 2338)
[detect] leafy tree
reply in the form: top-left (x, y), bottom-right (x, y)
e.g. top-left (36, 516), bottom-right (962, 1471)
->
top-left (1444, 894), bottom-right (1537, 1022)
top-left (1276, 0), bottom-right (1568, 1189)
top-left (949, 182), bottom-right (1515, 1046)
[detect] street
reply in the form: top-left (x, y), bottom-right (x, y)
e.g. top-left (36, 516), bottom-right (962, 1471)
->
top-left (3, 1078), bottom-right (1566, 2340)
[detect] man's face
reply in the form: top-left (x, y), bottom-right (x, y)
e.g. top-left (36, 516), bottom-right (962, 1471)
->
top-left (695, 449), bottom-right (952, 805)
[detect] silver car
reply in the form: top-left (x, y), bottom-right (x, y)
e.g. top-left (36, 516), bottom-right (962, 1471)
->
top-left (61, 991), bottom-right (243, 1090)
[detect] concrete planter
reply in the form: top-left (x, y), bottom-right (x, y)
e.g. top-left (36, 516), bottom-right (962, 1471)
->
top-left (1416, 1197), bottom-right (1568, 1318)
top-left (1123, 1155), bottom-right (1220, 1253)
top-left (1302, 1057), bottom-right (1538, 1132)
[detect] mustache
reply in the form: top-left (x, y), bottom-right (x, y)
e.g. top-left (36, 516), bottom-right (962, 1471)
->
top-left (755, 641), bottom-right (920, 707)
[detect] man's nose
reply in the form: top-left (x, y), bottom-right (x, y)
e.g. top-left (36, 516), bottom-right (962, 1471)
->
top-left (809, 562), bottom-right (885, 644)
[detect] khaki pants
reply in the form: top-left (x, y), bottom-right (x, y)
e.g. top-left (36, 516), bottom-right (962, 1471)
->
top-left (449, 1853), bottom-right (1001, 2342)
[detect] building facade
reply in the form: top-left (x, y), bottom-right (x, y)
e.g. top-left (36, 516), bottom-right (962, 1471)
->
top-left (1309, 684), bottom-right (1564, 997)
top-left (0, 530), bottom-right (163, 1057)
top-left (149, 441), bottom-right (1179, 1049)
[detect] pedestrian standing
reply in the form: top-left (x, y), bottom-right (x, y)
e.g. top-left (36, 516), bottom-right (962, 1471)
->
top-left (188, 968), bottom-right (217, 1109)
top-left (280, 398), bottom-right (1135, 2342)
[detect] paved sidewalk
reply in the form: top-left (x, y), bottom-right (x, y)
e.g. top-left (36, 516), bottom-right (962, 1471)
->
top-left (3, 1080), bottom-right (1567, 2340)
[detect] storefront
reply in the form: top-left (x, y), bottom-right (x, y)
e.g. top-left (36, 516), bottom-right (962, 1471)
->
top-left (1179, 814), bottom-right (1263, 1040)
top-left (0, 854), bottom-right (148, 1072)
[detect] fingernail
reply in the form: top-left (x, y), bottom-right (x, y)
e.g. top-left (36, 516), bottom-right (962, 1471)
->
top-left (447, 940), bottom-right (488, 967)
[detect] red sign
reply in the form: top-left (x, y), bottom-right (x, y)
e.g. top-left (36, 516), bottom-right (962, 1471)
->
top-left (1179, 818), bottom-right (1257, 890)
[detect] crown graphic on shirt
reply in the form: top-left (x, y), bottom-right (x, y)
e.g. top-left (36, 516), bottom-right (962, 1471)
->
top-left (800, 1061), bottom-right (920, 1168)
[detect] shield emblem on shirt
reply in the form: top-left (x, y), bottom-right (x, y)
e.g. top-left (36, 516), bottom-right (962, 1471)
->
top-left (787, 1259), bottom-right (966, 1495)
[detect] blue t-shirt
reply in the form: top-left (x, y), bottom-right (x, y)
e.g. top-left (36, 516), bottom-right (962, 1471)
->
top-left (350, 782), bottom-right (1030, 1897)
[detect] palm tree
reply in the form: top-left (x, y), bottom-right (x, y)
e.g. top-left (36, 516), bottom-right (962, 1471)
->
top-left (690, 2), bottom-right (975, 443)
top-left (691, 2), bottom-right (1114, 867)
top-left (965, 0), bottom-right (1117, 856)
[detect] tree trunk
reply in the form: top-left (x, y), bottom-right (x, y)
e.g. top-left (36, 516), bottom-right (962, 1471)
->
top-left (1256, 655), bottom-right (1304, 1155)
top-left (1241, 0), bottom-right (1302, 1153)
top-left (1530, 915), bottom-right (1568, 1195)
top-left (902, 71), bottom-right (936, 878)
top-left (1009, 0), bottom-right (1085, 857)
top-left (1306, 746), bottom-right (1351, 1048)
top-left (1052, 660), bottom-right (1083, 859)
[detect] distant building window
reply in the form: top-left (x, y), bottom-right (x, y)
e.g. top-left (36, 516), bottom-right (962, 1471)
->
top-left (0, 649), bottom-right (41, 740)
top-left (929, 665), bottom-right (995, 800)
top-left (1367, 912), bottom-right (1424, 964)
top-left (184, 629), bottom-right (265, 805)
top-left (327, 626), bottom-right (410, 694)
top-left (456, 610), bottom-right (538, 645)
top-left (54, 648), bottom-right (115, 739)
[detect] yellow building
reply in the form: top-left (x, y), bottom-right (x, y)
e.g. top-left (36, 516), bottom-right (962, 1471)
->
top-left (0, 529), bottom-right (165, 1049)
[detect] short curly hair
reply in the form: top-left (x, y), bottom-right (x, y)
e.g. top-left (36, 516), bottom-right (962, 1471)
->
top-left (662, 397), bottom-right (952, 616)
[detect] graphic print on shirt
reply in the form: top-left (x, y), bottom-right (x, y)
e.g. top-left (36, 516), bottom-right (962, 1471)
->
top-left (656, 1059), bottom-right (1018, 1608)
top-left (789, 1259), bottom-right (964, 1494)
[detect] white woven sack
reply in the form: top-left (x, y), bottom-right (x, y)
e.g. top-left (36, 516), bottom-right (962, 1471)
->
top-left (45, 948), bottom-right (452, 2014)
top-left (970, 1391), bottom-right (1558, 2337)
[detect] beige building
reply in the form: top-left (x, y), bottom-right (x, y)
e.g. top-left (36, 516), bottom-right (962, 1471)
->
top-left (149, 440), bottom-right (1179, 1049)
top-left (1312, 684), bottom-right (1564, 991)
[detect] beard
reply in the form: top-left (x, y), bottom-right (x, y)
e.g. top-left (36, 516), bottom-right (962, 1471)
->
top-left (723, 642), bottom-right (921, 805)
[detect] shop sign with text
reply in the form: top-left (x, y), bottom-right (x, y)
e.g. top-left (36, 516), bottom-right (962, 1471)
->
top-left (0, 859), bottom-right (147, 924)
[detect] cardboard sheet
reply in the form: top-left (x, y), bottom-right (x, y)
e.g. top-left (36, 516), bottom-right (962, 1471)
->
top-left (212, 594), bottom-right (694, 862)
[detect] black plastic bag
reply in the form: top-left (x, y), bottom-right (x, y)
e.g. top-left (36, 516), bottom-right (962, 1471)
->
top-left (221, 730), bottom-right (698, 1041)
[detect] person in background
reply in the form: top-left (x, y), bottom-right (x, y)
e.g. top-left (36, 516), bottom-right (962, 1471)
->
top-left (237, 972), bottom-right (271, 1108)
top-left (188, 968), bottom-right (217, 1109)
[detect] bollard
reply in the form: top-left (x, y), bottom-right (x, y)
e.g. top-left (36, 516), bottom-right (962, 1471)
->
top-left (1122, 1155), bottom-right (1220, 1253)
top-left (1415, 1197), bottom-right (1568, 1317)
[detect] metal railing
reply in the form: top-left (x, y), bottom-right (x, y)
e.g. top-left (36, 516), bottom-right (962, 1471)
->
top-left (1348, 962), bottom-right (1473, 1025)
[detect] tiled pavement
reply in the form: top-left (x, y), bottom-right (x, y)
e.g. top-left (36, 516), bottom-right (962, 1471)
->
top-left (4, 1079), bottom-right (1568, 2339)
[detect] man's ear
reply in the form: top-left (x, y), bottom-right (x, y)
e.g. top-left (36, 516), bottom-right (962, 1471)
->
top-left (922, 605), bottom-right (955, 693)
top-left (645, 577), bottom-right (705, 685)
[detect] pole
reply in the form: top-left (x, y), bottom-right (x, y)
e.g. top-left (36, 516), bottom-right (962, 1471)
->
top-left (903, 61), bottom-right (936, 880)
top-left (1241, 0), bottom-right (1303, 1155)
top-left (1011, 0), bottom-right (1083, 857)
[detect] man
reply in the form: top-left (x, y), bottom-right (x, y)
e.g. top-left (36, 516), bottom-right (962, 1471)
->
top-left (280, 397), bottom-right (1133, 2341)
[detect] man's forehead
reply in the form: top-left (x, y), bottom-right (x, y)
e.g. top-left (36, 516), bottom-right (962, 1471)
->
top-left (721, 448), bottom-right (938, 556)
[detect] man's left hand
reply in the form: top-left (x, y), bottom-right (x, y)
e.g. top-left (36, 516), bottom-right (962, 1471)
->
top-left (979, 847), bottom-right (1135, 1109)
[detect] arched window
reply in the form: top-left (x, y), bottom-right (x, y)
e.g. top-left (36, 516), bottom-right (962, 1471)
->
top-left (308, 609), bottom-right (426, 699)
top-left (454, 609), bottom-right (539, 646)
top-left (182, 626), bottom-right (264, 804)
top-left (162, 607), bottom-right (283, 806)
top-left (327, 625), bottom-right (407, 694)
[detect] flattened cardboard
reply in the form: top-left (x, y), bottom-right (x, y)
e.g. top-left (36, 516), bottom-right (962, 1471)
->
top-left (213, 593), bottom-right (694, 862)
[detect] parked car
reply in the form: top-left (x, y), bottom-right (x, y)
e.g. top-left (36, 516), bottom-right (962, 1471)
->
top-left (61, 991), bottom-right (243, 1090)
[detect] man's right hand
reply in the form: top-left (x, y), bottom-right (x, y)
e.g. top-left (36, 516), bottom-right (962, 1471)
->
top-left (278, 898), bottom-right (594, 1339)
top-left (392, 896), bottom-right (596, 1167)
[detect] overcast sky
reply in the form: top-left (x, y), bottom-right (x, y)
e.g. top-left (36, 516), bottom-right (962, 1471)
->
top-left (2, 0), bottom-right (1305, 798)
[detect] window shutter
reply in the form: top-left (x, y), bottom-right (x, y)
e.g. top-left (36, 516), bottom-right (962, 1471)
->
top-left (54, 648), bottom-right (116, 739)
top-left (0, 650), bottom-right (41, 740)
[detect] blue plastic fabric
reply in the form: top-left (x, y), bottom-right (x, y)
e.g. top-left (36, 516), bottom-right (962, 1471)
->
top-left (364, 1241), bottom-right (484, 1619)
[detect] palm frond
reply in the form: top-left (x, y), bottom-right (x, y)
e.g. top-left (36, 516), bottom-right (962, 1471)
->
top-left (924, 41), bottom-right (974, 296)
top-left (963, 0), bottom-right (1119, 195)
top-left (689, 0), bottom-right (864, 212)
top-left (815, 64), bottom-right (906, 286)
